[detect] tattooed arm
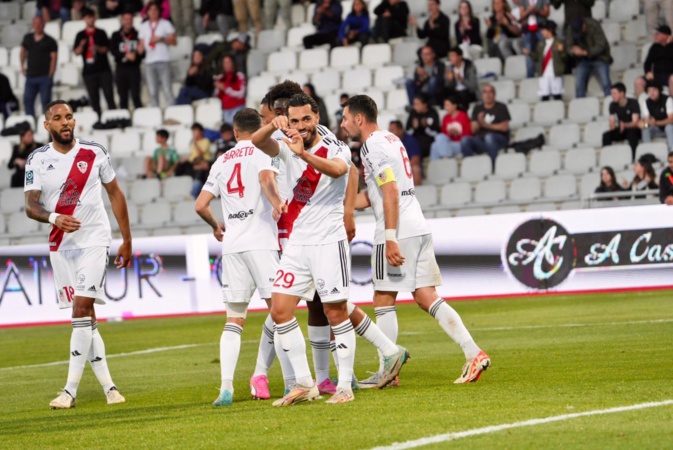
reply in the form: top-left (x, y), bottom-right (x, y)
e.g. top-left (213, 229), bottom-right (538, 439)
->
top-left (25, 190), bottom-right (81, 232)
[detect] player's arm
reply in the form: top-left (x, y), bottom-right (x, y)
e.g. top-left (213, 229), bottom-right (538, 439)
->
top-left (354, 191), bottom-right (371, 210)
top-left (259, 169), bottom-right (287, 221)
top-left (379, 173), bottom-right (405, 267)
top-left (251, 120), bottom-right (283, 157)
top-left (25, 185), bottom-right (81, 232)
top-left (103, 178), bottom-right (132, 268)
top-left (282, 129), bottom-right (349, 178)
top-left (195, 190), bottom-right (224, 242)
top-left (343, 163), bottom-right (359, 242)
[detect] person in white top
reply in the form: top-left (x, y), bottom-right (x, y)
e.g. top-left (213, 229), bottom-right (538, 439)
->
top-left (137, 1), bottom-right (176, 107)
top-left (340, 94), bottom-right (491, 386)
top-left (252, 93), bottom-right (409, 405)
top-left (24, 100), bottom-right (132, 409)
top-left (195, 108), bottom-right (287, 407)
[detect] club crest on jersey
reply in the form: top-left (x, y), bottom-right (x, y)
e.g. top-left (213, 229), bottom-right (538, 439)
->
top-left (378, 171), bottom-right (387, 183)
top-left (77, 161), bottom-right (88, 173)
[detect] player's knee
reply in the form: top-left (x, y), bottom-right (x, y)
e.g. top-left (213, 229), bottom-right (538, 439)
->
top-left (72, 296), bottom-right (95, 318)
top-left (322, 302), bottom-right (349, 325)
top-left (226, 302), bottom-right (248, 323)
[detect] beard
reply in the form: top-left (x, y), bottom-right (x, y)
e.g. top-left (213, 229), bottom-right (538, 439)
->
top-left (50, 127), bottom-right (74, 145)
top-left (301, 127), bottom-right (318, 148)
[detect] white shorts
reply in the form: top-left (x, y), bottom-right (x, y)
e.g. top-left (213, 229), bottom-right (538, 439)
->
top-left (273, 240), bottom-right (350, 303)
top-left (371, 234), bottom-right (442, 293)
top-left (221, 250), bottom-right (280, 302)
top-left (51, 246), bottom-right (109, 309)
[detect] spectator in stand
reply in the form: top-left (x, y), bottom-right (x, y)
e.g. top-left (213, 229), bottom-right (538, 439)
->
top-left (138, 1), bottom-right (177, 107)
top-left (638, 25), bottom-right (673, 96)
top-left (659, 151), bottom-right (673, 204)
top-left (233, 0), bottom-right (263, 34)
top-left (430, 96), bottom-right (473, 160)
top-left (455, 1), bottom-right (482, 57)
top-left (176, 49), bottom-right (214, 105)
top-left (405, 45), bottom-right (445, 106)
top-left (410, 0), bottom-right (450, 58)
top-left (0, 73), bottom-right (19, 120)
top-left (603, 82), bottom-right (641, 159)
top-left (21, 17), bottom-right (57, 118)
top-left (486, 0), bottom-right (521, 63)
top-left (460, 84), bottom-right (511, 166)
top-left (215, 54), bottom-right (246, 126)
top-left (518, 0), bottom-right (550, 78)
top-left (110, 11), bottom-right (143, 110)
top-left (372, 0), bottom-right (409, 43)
top-left (98, 0), bottom-right (143, 18)
top-left (188, 122), bottom-right (213, 198)
top-left (144, 129), bottom-right (179, 179)
top-left (208, 33), bottom-right (251, 76)
top-left (264, 0), bottom-right (292, 30)
top-left (334, 92), bottom-right (349, 130)
top-left (302, 83), bottom-right (330, 127)
top-left (303, 0), bottom-right (343, 49)
top-left (141, 0), bottom-right (171, 19)
top-left (171, 0), bottom-right (195, 37)
top-left (531, 20), bottom-right (565, 101)
top-left (645, 0), bottom-right (673, 41)
top-left (443, 46), bottom-right (479, 111)
top-left (8, 127), bottom-right (43, 188)
top-left (640, 81), bottom-right (673, 149)
top-left (214, 123), bottom-right (236, 158)
top-left (71, 0), bottom-right (86, 20)
top-left (37, 0), bottom-right (71, 22)
top-left (195, 0), bottom-right (235, 38)
top-left (388, 119), bottom-right (422, 185)
top-left (74, 8), bottom-right (116, 119)
top-left (550, 0), bottom-right (593, 38)
top-left (594, 166), bottom-right (624, 201)
top-left (623, 154), bottom-right (659, 198)
top-left (405, 93), bottom-right (440, 159)
top-left (339, 0), bottom-right (370, 47)
top-left (567, 16), bottom-right (612, 98)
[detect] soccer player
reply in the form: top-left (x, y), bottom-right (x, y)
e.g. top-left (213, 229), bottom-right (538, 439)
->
top-left (252, 93), bottom-right (409, 405)
top-left (24, 100), bottom-right (132, 409)
top-left (340, 95), bottom-right (491, 386)
top-left (195, 108), bottom-right (287, 406)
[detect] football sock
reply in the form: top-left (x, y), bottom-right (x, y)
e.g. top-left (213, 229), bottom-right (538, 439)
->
top-left (276, 318), bottom-right (312, 387)
top-left (273, 327), bottom-right (296, 390)
top-left (354, 314), bottom-right (398, 358)
top-left (65, 317), bottom-right (93, 398)
top-left (252, 314), bottom-right (276, 377)
top-left (332, 320), bottom-right (356, 391)
top-left (429, 298), bottom-right (480, 361)
top-left (329, 339), bottom-right (339, 371)
top-left (220, 323), bottom-right (243, 393)
top-left (88, 322), bottom-right (115, 394)
top-left (308, 325), bottom-right (331, 384)
top-left (374, 306), bottom-right (398, 372)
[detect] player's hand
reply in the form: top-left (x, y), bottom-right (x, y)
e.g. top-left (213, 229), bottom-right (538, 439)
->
top-left (114, 240), bottom-right (132, 269)
top-left (665, 196), bottom-right (673, 205)
top-left (271, 116), bottom-right (289, 130)
top-left (386, 240), bottom-right (405, 267)
top-left (344, 214), bottom-right (356, 242)
top-left (55, 215), bottom-right (82, 233)
top-left (213, 222), bottom-right (225, 242)
top-left (281, 129), bottom-right (306, 157)
top-left (272, 202), bottom-right (288, 221)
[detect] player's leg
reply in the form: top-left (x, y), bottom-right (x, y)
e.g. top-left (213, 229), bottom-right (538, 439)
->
top-left (307, 293), bottom-right (335, 394)
top-left (322, 301), bottom-right (356, 403)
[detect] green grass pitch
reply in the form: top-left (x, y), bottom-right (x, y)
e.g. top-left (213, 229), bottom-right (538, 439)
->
top-left (1, 290), bottom-right (672, 449)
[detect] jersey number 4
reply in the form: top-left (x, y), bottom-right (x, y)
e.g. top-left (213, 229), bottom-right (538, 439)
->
top-left (226, 163), bottom-right (245, 198)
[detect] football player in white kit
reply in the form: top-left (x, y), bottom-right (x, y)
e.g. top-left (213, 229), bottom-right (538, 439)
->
top-left (340, 95), bottom-right (491, 386)
top-left (194, 108), bottom-right (287, 406)
top-left (24, 100), bottom-right (132, 409)
top-left (252, 93), bottom-right (409, 405)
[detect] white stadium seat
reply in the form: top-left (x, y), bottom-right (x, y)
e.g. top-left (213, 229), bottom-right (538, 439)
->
top-left (286, 25), bottom-right (316, 48)
top-left (342, 67), bottom-right (372, 91)
top-left (7, 211), bottom-right (39, 234)
top-left (413, 185), bottom-right (438, 208)
top-left (439, 182), bottom-right (472, 207)
top-left (532, 100), bottom-right (564, 126)
top-left (74, 110), bottom-right (100, 132)
top-left (580, 172), bottom-right (599, 197)
top-left (130, 178), bottom-right (162, 204)
top-left (494, 152), bottom-right (526, 179)
top-left (44, 20), bottom-right (61, 40)
top-left (248, 74), bottom-right (277, 105)
top-left (0, 47), bottom-right (7, 67)
top-left (257, 29), bottom-right (286, 54)
top-left (474, 57), bottom-right (502, 77)
top-left (0, 2), bottom-right (20, 21)
top-left (548, 123), bottom-right (580, 150)
top-left (458, 155), bottom-right (491, 182)
top-left (6, 114), bottom-right (36, 131)
top-left (311, 69), bottom-right (341, 96)
top-left (426, 158), bottom-right (458, 184)
top-left (62, 20), bottom-right (86, 45)
top-left (110, 131), bottom-right (141, 158)
top-left (330, 46), bottom-right (360, 70)
top-left (140, 202), bottom-right (172, 226)
top-left (601, 21), bottom-right (621, 45)
top-left (173, 127), bottom-right (193, 152)
top-left (291, 3), bottom-right (305, 26)
top-left (490, 80), bottom-right (515, 103)
top-left (474, 179), bottom-right (506, 204)
top-left (1, 187), bottom-right (26, 213)
top-left (635, 142), bottom-right (668, 163)
top-left (267, 51), bottom-right (297, 74)
top-left (101, 109), bottom-right (131, 123)
top-left (299, 48), bottom-right (329, 71)
top-left (529, 149), bottom-right (562, 176)
top-left (564, 148), bottom-right (597, 174)
top-left (583, 120), bottom-right (610, 147)
top-left (525, 202), bottom-right (557, 212)
top-left (172, 201), bottom-right (202, 226)
top-left (517, 78), bottom-right (540, 104)
top-left (598, 144), bottom-right (632, 170)
top-left (386, 88), bottom-right (408, 112)
top-left (567, 97), bottom-right (600, 124)
top-left (507, 102), bottom-right (531, 128)
top-left (393, 41), bottom-right (421, 67)
top-left (504, 55), bottom-right (528, 81)
top-left (164, 105), bottom-right (195, 127)
top-left (611, 43), bottom-right (637, 71)
top-left (491, 205), bottom-right (522, 214)
top-left (162, 176), bottom-right (194, 202)
top-left (592, 0), bottom-right (606, 20)
top-left (374, 65), bottom-right (404, 90)
top-left (544, 174), bottom-right (577, 199)
top-left (608, 0), bottom-right (639, 22)
top-left (509, 177), bottom-right (541, 201)
top-left (195, 102), bottom-right (221, 129)
top-left (514, 125), bottom-right (545, 142)
top-left (361, 43), bottom-right (392, 67)
top-left (2, 24), bottom-right (30, 48)
top-left (133, 107), bottom-right (163, 129)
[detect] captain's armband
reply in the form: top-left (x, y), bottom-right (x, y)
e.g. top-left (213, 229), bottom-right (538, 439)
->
top-left (375, 167), bottom-right (397, 187)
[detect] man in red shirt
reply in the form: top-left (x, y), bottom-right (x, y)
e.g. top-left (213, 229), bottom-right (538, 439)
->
top-left (430, 96), bottom-right (472, 160)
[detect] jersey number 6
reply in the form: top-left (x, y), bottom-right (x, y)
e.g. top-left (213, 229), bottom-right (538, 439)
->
top-left (400, 147), bottom-right (412, 179)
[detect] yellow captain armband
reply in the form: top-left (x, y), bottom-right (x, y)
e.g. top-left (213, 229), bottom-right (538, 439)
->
top-left (376, 167), bottom-right (397, 187)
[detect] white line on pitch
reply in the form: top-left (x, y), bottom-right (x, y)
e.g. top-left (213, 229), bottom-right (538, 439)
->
top-left (371, 400), bottom-right (673, 450)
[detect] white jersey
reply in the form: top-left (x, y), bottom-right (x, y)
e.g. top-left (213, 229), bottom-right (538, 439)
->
top-left (24, 139), bottom-right (115, 252)
top-left (361, 130), bottom-right (430, 244)
top-left (203, 140), bottom-right (280, 254)
top-left (278, 134), bottom-right (351, 245)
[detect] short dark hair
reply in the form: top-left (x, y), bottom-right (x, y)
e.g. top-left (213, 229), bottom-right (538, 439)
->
top-left (389, 120), bottom-right (404, 129)
top-left (287, 93), bottom-right (319, 115)
top-left (233, 108), bottom-right (262, 133)
top-left (341, 94), bottom-right (378, 123)
top-left (146, 0), bottom-right (162, 14)
top-left (611, 82), bottom-right (626, 93)
top-left (668, 151), bottom-right (673, 159)
top-left (449, 46), bottom-right (463, 57)
top-left (268, 80), bottom-right (304, 106)
top-left (444, 95), bottom-right (460, 105)
top-left (81, 6), bottom-right (95, 17)
top-left (191, 122), bottom-right (204, 132)
top-left (156, 129), bottom-right (169, 140)
top-left (414, 93), bottom-right (430, 105)
top-left (44, 100), bottom-right (70, 118)
top-left (220, 123), bottom-right (233, 133)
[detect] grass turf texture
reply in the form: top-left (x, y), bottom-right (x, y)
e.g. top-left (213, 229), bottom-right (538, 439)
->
top-left (1, 290), bottom-right (672, 449)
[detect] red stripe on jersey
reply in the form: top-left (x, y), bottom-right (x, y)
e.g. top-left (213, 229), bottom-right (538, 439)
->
top-left (49, 149), bottom-right (96, 251)
top-left (283, 147), bottom-right (329, 238)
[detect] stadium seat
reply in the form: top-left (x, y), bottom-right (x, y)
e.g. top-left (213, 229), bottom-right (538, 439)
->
top-left (133, 107), bottom-right (163, 129)
top-left (439, 182), bottom-right (472, 207)
top-left (414, 185), bottom-right (438, 208)
top-left (56, 41), bottom-right (71, 65)
top-left (473, 57), bottom-right (502, 77)
top-left (454, 207), bottom-right (486, 217)
top-left (509, 177), bottom-right (541, 201)
top-left (267, 51), bottom-right (297, 74)
top-left (108, 203), bottom-right (137, 230)
top-left (88, 130), bottom-right (111, 149)
top-left (458, 154), bottom-right (491, 181)
top-left (0, 68), bottom-right (17, 92)
top-left (490, 80), bottom-right (515, 103)
top-left (9, 46), bottom-right (21, 70)
top-left (598, 144), bottom-right (632, 170)
top-left (567, 97), bottom-right (600, 124)
top-left (97, 18), bottom-right (120, 37)
top-left (286, 25), bottom-right (316, 48)
top-left (361, 43), bottom-right (392, 67)
top-left (101, 109), bottom-right (131, 123)
top-left (130, 178), bottom-right (161, 204)
top-left (164, 105), bottom-right (195, 127)
top-left (247, 74), bottom-right (277, 105)
top-left (0, 213), bottom-right (5, 234)
top-left (246, 49), bottom-right (266, 78)
top-left (544, 174), bottom-right (577, 199)
top-left (299, 48), bottom-right (329, 71)
top-left (290, 3), bottom-right (305, 26)
top-left (1, 24), bottom-right (30, 48)
top-left (141, 131), bottom-right (159, 153)
top-left (532, 100), bottom-right (564, 126)
top-left (311, 69), bottom-right (341, 96)
top-left (7, 211), bottom-right (38, 235)
top-left (116, 156), bottom-right (146, 179)
top-left (172, 200), bottom-right (202, 226)
top-left (44, 20), bottom-right (61, 40)
top-left (640, 42), bottom-right (652, 63)
top-left (494, 152), bottom-right (526, 179)
top-left (1, 187), bottom-right (25, 213)
top-left (525, 202), bottom-right (557, 212)
top-left (548, 123), bottom-right (580, 150)
top-left (386, 88), bottom-right (408, 111)
top-left (56, 63), bottom-right (81, 87)
top-left (365, 90), bottom-right (385, 109)
top-left (474, 179), bottom-right (506, 204)
top-left (140, 202), bottom-right (171, 227)
top-left (110, 131), bottom-right (141, 158)
top-left (601, 21), bottom-right (621, 45)
top-left (195, 102), bottom-right (222, 129)
top-left (194, 33), bottom-right (223, 46)
top-left (529, 149), bottom-right (561, 176)
top-left (374, 65), bottom-right (404, 90)
top-left (504, 55), bottom-right (528, 81)
top-left (621, 68), bottom-right (642, 96)
top-left (580, 172), bottom-right (599, 197)
top-left (330, 46), bottom-right (360, 70)
top-left (62, 20), bottom-right (86, 45)
top-left (592, 0), bottom-right (606, 20)
top-left (393, 41), bottom-right (420, 67)
top-left (377, 112), bottom-right (397, 129)
top-left (624, 19), bottom-right (646, 43)
top-left (491, 205), bottom-right (522, 214)
top-left (583, 120), bottom-right (610, 147)
top-left (257, 29), bottom-right (287, 54)
top-left (563, 147), bottom-right (597, 174)
top-left (608, 0), bottom-right (639, 22)
top-left (73, 110), bottom-right (99, 132)
top-left (514, 125), bottom-right (545, 142)
top-left (284, 70), bottom-right (309, 86)
top-left (507, 102), bottom-right (530, 128)
top-left (426, 158), bottom-right (458, 184)
top-left (635, 142), bottom-right (668, 163)
top-left (0, 139), bottom-right (12, 164)
top-left (611, 43), bottom-right (637, 71)
top-left (342, 67), bottom-right (372, 91)
top-left (173, 127), bottom-right (193, 152)
top-left (162, 176), bottom-right (193, 202)
top-left (0, 48), bottom-right (7, 68)
top-left (5, 114), bottom-right (36, 131)
top-left (517, 78), bottom-right (540, 104)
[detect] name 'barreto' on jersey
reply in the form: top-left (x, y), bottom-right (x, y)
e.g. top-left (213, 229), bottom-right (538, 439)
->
top-left (361, 130), bottom-right (430, 245)
top-left (277, 134), bottom-right (351, 246)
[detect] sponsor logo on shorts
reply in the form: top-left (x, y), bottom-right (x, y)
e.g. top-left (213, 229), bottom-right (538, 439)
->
top-left (76, 285), bottom-right (85, 290)
top-left (268, 277), bottom-right (274, 282)
top-left (228, 209), bottom-right (254, 220)
top-left (316, 279), bottom-right (325, 290)
top-left (318, 290), bottom-right (328, 296)
top-left (400, 188), bottom-right (415, 196)
top-left (26, 170), bottom-right (34, 185)
top-left (387, 273), bottom-right (404, 278)
top-left (330, 287), bottom-right (340, 294)
top-left (78, 274), bottom-right (86, 284)
top-left (222, 284), bottom-right (229, 288)
top-left (88, 285), bottom-right (97, 292)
